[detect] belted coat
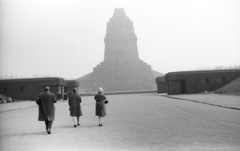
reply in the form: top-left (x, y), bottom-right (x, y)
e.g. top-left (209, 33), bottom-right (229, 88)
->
top-left (36, 91), bottom-right (57, 121)
top-left (94, 92), bottom-right (107, 117)
top-left (68, 93), bottom-right (82, 117)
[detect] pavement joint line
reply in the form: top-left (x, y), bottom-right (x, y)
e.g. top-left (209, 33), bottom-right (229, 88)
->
top-left (161, 95), bottom-right (240, 111)
top-left (0, 101), bottom-right (66, 113)
top-left (0, 105), bottom-right (38, 113)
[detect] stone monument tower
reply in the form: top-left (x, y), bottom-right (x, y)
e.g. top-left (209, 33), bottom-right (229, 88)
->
top-left (78, 8), bottom-right (162, 92)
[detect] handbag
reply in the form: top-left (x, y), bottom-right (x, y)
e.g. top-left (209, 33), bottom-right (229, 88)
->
top-left (105, 100), bottom-right (108, 104)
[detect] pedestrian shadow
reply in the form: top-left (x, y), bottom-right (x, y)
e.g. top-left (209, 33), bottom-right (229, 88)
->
top-left (55, 125), bottom-right (74, 129)
top-left (56, 124), bottom-right (99, 129)
top-left (81, 125), bottom-right (100, 128)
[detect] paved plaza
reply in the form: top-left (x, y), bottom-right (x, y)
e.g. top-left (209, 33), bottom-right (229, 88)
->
top-left (0, 93), bottom-right (240, 151)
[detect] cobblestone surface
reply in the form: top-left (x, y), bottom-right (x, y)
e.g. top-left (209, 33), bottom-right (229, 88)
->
top-left (0, 93), bottom-right (240, 151)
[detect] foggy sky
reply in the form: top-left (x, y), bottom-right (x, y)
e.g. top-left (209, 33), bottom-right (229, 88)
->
top-left (0, 0), bottom-right (240, 79)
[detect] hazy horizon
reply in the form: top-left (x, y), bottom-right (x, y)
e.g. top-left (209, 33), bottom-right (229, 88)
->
top-left (1, 0), bottom-right (240, 79)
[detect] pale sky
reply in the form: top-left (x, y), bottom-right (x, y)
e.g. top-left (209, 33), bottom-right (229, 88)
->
top-left (0, 0), bottom-right (240, 79)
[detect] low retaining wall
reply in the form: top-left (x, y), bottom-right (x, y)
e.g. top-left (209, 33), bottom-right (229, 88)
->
top-left (80, 90), bottom-right (157, 96)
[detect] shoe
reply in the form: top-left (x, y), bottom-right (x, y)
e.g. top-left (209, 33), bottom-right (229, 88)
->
top-left (74, 125), bottom-right (77, 127)
top-left (77, 123), bottom-right (80, 126)
top-left (99, 123), bottom-right (103, 126)
top-left (47, 129), bottom-right (51, 134)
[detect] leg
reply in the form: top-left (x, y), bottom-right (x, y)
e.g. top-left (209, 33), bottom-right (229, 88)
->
top-left (48, 121), bottom-right (53, 130)
top-left (45, 121), bottom-right (48, 131)
top-left (72, 116), bottom-right (77, 127)
top-left (99, 116), bottom-right (102, 126)
top-left (46, 120), bottom-right (53, 134)
top-left (77, 116), bottom-right (80, 126)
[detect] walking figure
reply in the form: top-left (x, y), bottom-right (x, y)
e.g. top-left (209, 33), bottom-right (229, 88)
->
top-left (68, 87), bottom-right (82, 127)
top-left (36, 86), bottom-right (57, 134)
top-left (94, 87), bottom-right (108, 126)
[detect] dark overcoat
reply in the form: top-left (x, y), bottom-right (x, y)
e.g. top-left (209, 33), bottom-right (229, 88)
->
top-left (68, 93), bottom-right (82, 117)
top-left (94, 92), bottom-right (107, 117)
top-left (36, 91), bottom-right (57, 121)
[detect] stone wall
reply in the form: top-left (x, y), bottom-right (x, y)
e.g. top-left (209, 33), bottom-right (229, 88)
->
top-left (164, 69), bottom-right (240, 95)
top-left (0, 78), bottom-right (79, 100)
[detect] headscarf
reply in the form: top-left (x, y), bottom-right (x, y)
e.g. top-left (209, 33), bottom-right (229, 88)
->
top-left (98, 87), bottom-right (103, 93)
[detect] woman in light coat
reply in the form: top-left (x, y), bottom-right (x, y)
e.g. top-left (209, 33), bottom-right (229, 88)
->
top-left (94, 87), bottom-right (108, 126)
top-left (68, 87), bottom-right (82, 127)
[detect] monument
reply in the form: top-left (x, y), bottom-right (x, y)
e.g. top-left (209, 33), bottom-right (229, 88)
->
top-left (78, 8), bottom-right (162, 92)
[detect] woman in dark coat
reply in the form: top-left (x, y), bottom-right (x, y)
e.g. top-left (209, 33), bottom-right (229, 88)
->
top-left (94, 87), bottom-right (108, 126)
top-left (68, 87), bottom-right (82, 127)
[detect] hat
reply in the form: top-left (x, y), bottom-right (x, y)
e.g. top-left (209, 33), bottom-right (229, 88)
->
top-left (44, 86), bottom-right (50, 90)
top-left (73, 87), bottom-right (78, 92)
top-left (98, 87), bottom-right (103, 93)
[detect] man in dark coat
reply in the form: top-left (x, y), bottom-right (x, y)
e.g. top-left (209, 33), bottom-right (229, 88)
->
top-left (36, 86), bottom-right (57, 134)
top-left (94, 87), bottom-right (108, 126)
top-left (68, 87), bottom-right (82, 127)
